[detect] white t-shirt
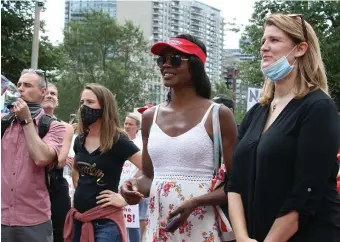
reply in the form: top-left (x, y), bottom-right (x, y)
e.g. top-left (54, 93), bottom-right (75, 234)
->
top-left (119, 136), bottom-right (142, 186)
top-left (68, 134), bottom-right (77, 158)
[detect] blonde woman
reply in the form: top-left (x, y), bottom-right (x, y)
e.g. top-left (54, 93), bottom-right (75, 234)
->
top-left (227, 14), bottom-right (340, 242)
top-left (64, 83), bottom-right (142, 242)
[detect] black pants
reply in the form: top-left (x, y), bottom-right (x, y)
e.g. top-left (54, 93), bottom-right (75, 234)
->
top-left (50, 176), bottom-right (71, 242)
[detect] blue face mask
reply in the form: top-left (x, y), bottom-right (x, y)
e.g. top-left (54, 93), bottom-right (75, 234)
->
top-left (261, 46), bottom-right (297, 82)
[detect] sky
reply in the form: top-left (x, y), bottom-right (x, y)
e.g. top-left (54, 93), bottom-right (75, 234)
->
top-left (41, 0), bottom-right (256, 48)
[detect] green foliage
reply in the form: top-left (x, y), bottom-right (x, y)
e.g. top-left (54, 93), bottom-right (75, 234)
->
top-left (212, 81), bottom-right (233, 100)
top-left (1, 0), bottom-right (64, 83)
top-left (239, 0), bottom-right (340, 101)
top-left (55, 11), bottom-right (156, 121)
top-left (234, 107), bottom-right (246, 124)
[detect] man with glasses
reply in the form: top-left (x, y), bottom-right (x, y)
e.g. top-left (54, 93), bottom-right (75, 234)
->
top-left (1, 69), bottom-right (65, 242)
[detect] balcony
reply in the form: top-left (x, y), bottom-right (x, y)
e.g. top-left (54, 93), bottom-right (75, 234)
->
top-left (190, 13), bottom-right (201, 21)
top-left (152, 16), bottom-right (162, 21)
top-left (171, 3), bottom-right (180, 10)
top-left (153, 20), bottom-right (161, 26)
top-left (171, 20), bottom-right (179, 27)
top-left (191, 20), bottom-right (201, 27)
top-left (153, 27), bottom-right (161, 33)
top-left (153, 4), bottom-right (160, 10)
top-left (191, 9), bottom-right (204, 17)
top-left (191, 26), bottom-right (203, 33)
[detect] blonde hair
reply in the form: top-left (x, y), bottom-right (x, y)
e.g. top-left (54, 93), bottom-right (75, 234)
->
top-left (47, 83), bottom-right (57, 92)
top-left (126, 113), bottom-right (141, 129)
top-left (260, 13), bottom-right (328, 105)
top-left (77, 83), bottom-right (125, 153)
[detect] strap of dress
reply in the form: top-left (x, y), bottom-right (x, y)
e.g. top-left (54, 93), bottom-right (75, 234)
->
top-left (152, 105), bottom-right (160, 124)
top-left (200, 103), bottom-right (215, 124)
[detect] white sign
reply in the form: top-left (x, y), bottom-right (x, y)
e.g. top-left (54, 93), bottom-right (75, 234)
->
top-left (247, 87), bottom-right (263, 111)
top-left (124, 205), bottom-right (139, 228)
top-left (120, 161), bottom-right (139, 184)
top-left (64, 174), bottom-right (75, 205)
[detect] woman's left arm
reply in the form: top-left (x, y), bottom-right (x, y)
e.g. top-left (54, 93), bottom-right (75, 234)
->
top-left (128, 151), bottom-right (142, 171)
top-left (264, 99), bottom-right (340, 242)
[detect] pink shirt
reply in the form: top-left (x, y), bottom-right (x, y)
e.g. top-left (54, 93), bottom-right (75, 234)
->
top-left (1, 110), bottom-right (65, 226)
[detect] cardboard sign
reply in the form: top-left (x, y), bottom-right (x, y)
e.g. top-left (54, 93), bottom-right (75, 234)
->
top-left (120, 161), bottom-right (139, 182)
top-left (124, 205), bottom-right (139, 228)
top-left (64, 174), bottom-right (75, 205)
top-left (247, 87), bottom-right (263, 111)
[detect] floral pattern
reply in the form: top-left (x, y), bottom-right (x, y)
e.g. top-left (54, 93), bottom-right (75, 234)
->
top-left (144, 178), bottom-right (222, 242)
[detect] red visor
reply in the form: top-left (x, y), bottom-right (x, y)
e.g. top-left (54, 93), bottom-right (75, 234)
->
top-left (151, 38), bottom-right (207, 63)
top-left (137, 104), bottom-right (154, 114)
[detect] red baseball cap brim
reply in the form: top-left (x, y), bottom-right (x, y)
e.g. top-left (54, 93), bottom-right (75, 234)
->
top-left (151, 38), bottom-right (206, 63)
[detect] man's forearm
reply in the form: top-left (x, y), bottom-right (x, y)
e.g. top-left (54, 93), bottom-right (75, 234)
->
top-left (23, 123), bottom-right (56, 166)
top-left (192, 187), bottom-right (227, 207)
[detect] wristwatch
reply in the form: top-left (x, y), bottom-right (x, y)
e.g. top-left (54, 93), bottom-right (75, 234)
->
top-left (20, 118), bottom-right (33, 126)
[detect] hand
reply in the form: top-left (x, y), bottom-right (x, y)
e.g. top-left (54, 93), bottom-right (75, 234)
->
top-left (120, 178), bottom-right (144, 205)
top-left (235, 236), bottom-right (258, 242)
top-left (13, 98), bottom-right (31, 120)
top-left (66, 156), bottom-right (74, 168)
top-left (166, 198), bottom-right (198, 233)
top-left (96, 190), bottom-right (127, 208)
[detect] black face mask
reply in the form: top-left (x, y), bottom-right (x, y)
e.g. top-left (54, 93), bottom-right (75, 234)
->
top-left (26, 101), bottom-right (42, 119)
top-left (80, 105), bottom-right (103, 126)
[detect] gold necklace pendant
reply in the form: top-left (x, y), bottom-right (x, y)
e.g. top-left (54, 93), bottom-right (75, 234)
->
top-left (272, 103), bottom-right (277, 112)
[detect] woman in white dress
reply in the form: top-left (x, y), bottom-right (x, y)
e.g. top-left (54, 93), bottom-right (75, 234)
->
top-left (121, 34), bottom-right (237, 242)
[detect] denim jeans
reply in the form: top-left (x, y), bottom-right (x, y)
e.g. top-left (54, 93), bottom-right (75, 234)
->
top-left (127, 227), bottom-right (140, 242)
top-left (73, 219), bottom-right (122, 242)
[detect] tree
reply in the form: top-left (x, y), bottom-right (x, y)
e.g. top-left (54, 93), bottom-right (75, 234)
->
top-left (234, 108), bottom-right (246, 125)
top-left (212, 81), bottom-right (233, 100)
top-left (238, 1), bottom-right (340, 101)
top-left (56, 11), bottom-right (156, 121)
top-left (1, 0), bottom-right (64, 83)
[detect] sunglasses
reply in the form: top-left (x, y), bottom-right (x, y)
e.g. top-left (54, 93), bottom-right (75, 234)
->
top-left (288, 14), bottom-right (308, 42)
top-left (156, 55), bottom-right (189, 68)
top-left (21, 69), bottom-right (48, 88)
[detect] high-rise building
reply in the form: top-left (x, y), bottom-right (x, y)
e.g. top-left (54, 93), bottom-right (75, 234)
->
top-left (117, 0), bottom-right (224, 82)
top-left (64, 0), bottom-right (117, 24)
top-left (116, 0), bottom-right (224, 104)
top-left (222, 49), bottom-right (254, 111)
top-left (64, 0), bottom-right (224, 105)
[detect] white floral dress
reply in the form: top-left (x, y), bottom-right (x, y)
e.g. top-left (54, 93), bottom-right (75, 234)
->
top-left (145, 104), bottom-right (222, 242)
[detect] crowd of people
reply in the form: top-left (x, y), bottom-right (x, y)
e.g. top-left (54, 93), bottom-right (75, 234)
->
top-left (1, 13), bottom-right (340, 242)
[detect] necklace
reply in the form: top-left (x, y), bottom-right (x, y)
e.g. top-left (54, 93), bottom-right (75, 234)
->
top-left (271, 86), bottom-right (295, 112)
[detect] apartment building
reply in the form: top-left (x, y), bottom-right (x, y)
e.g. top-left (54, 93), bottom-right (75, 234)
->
top-left (222, 48), bottom-right (254, 111)
top-left (64, 0), bottom-right (224, 104)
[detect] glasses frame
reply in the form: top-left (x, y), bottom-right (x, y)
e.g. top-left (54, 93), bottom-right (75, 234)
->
top-left (288, 14), bottom-right (308, 43)
top-left (21, 69), bottom-right (48, 88)
top-left (156, 54), bottom-right (189, 68)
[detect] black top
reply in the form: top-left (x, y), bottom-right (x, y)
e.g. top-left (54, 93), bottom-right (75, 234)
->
top-left (226, 90), bottom-right (340, 242)
top-left (73, 133), bottom-right (139, 213)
